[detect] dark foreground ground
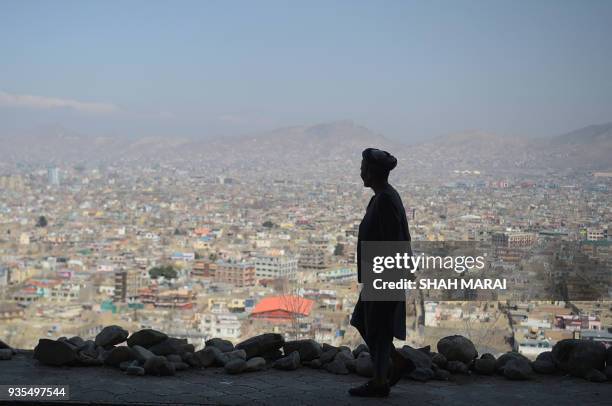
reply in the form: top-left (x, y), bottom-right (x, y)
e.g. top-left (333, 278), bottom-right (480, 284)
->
top-left (0, 351), bottom-right (610, 406)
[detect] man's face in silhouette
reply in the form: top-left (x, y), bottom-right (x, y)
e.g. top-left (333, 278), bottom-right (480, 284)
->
top-left (360, 159), bottom-right (371, 187)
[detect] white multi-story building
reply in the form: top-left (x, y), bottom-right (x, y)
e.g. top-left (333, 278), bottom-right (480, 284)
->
top-left (199, 313), bottom-right (241, 340)
top-left (586, 227), bottom-right (608, 241)
top-left (253, 254), bottom-right (298, 280)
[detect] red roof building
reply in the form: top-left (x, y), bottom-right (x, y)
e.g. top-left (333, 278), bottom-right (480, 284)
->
top-left (250, 295), bottom-right (314, 320)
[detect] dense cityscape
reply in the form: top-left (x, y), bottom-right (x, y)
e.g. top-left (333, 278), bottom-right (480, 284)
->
top-left (1, 130), bottom-right (610, 359)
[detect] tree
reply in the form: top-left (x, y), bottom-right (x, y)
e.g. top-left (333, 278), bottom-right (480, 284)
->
top-left (333, 243), bottom-right (344, 256)
top-left (36, 216), bottom-right (48, 227)
top-left (149, 265), bottom-right (177, 279)
top-left (262, 220), bottom-right (275, 228)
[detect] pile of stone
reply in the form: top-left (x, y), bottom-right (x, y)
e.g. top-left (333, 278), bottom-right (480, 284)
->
top-left (5, 327), bottom-right (612, 383)
top-left (0, 339), bottom-right (14, 361)
top-left (27, 326), bottom-right (284, 377)
top-left (279, 334), bottom-right (612, 384)
top-left (387, 335), bottom-right (612, 384)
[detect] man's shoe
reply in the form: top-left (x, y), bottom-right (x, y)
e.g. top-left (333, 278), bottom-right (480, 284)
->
top-left (348, 380), bottom-right (390, 397)
top-left (388, 348), bottom-right (414, 387)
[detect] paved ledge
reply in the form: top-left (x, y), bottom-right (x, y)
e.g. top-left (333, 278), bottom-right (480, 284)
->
top-left (0, 352), bottom-right (610, 406)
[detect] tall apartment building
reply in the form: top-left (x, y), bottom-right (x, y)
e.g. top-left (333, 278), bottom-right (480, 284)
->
top-left (253, 255), bottom-right (298, 280)
top-left (214, 261), bottom-right (256, 287)
top-left (113, 269), bottom-right (141, 302)
top-left (298, 247), bottom-right (327, 270)
top-left (191, 260), bottom-right (217, 278)
top-left (586, 227), bottom-right (608, 241)
top-left (47, 166), bottom-right (60, 186)
top-left (492, 231), bottom-right (537, 247)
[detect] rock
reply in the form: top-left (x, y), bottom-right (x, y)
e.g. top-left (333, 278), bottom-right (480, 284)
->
top-left (322, 343), bottom-right (338, 352)
top-left (434, 368), bottom-right (451, 381)
top-left (213, 351), bottom-right (229, 366)
top-left (345, 358), bottom-right (356, 372)
top-left (355, 354), bottom-right (374, 377)
top-left (0, 339), bottom-right (11, 350)
top-left (532, 360), bottom-right (556, 374)
top-left (224, 358), bottom-right (247, 374)
top-left (74, 351), bottom-right (103, 367)
top-left (166, 354), bottom-right (183, 363)
top-left (149, 337), bottom-right (192, 356)
top-left (172, 361), bottom-right (189, 371)
top-left (606, 346), bottom-right (612, 365)
top-left (205, 338), bottom-right (234, 353)
top-left (245, 357), bottom-right (266, 372)
top-left (495, 352), bottom-right (530, 373)
top-left (551, 339), bottom-right (606, 378)
top-left (195, 347), bottom-right (220, 367)
top-left (480, 353), bottom-right (496, 361)
top-left (437, 335), bottom-right (477, 364)
top-left (399, 345), bottom-right (432, 369)
top-left (132, 345), bottom-right (155, 363)
top-left (126, 365), bottom-right (145, 376)
top-left (57, 337), bottom-right (78, 350)
top-left (120, 360), bottom-right (135, 371)
top-left (33, 339), bottom-right (77, 366)
top-left (409, 367), bottom-right (435, 382)
top-left (274, 351), bottom-right (300, 370)
top-left (584, 368), bottom-right (606, 383)
top-left (104, 346), bottom-right (136, 367)
top-left (503, 358), bottom-right (533, 380)
top-left (324, 358), bottom-right (349, 374)
top-left (127, 329), bottom-right (168, 348)
top-left (144, 355), bottom-right (176, 376)
top-left (338, 345), bottom-right (351, 353)
top-left (283, 339), bottom-right (322, 362)
top-left (536, 351), bottom-right (553, 363)
top-left (95, 325), bottom-right (129, 348)
top-left (236, 333), bottom-right (284, 359)
top-left (418, 345), bottom-right (432, 356)
top-left (309, 359), bottom-right (323, 369)
top-left (352, 344), bottom-right (369, 358)
top-left (432, 352), bottom-right (448, 369)
top-left (0, 349), bottom-right (13, 360)
top-left (226, 349), bottom-right (247, 360)
top-left (474, 358), bottom-right (496, 375)
top-left (320, 349), bottom-right (338, 364)
top-left (446, 360), bottom-right (470, 374)
top-left (78, 340), bottom-right (98, 358)
top-left (260, 349), bottom-right (283, 362)
top-left (67, 336), bottom-right (85, 348)
top-left (334, 350), bottom-right (354, 364)
top-left (182, 352), bottom-right (201, 368)
top-left (195, 346), bottom-right (228, 367)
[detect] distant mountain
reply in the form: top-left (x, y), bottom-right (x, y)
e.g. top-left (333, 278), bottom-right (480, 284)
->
top-left (0, 124), bottom-right (192, 164)
top-left (1, 120), bottom-right (610, 176)
top-left (539, 122), bottom-right (612, 170)
top-left (552, 122), bottom-right (612, 145)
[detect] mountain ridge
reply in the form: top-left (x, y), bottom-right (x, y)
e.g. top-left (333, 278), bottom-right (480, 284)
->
top-left (1, 120), bottom-right (610, 172)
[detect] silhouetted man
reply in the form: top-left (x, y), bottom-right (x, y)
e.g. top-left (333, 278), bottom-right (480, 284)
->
top-left (349, 148), bottom-right (411, 397)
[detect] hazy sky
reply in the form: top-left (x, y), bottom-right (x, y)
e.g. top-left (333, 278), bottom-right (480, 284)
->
top-left (1, 0), bottom-right (611, 141)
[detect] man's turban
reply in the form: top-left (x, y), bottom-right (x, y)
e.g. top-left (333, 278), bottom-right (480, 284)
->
top-left (362, 148), bottom-right (397, 172)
